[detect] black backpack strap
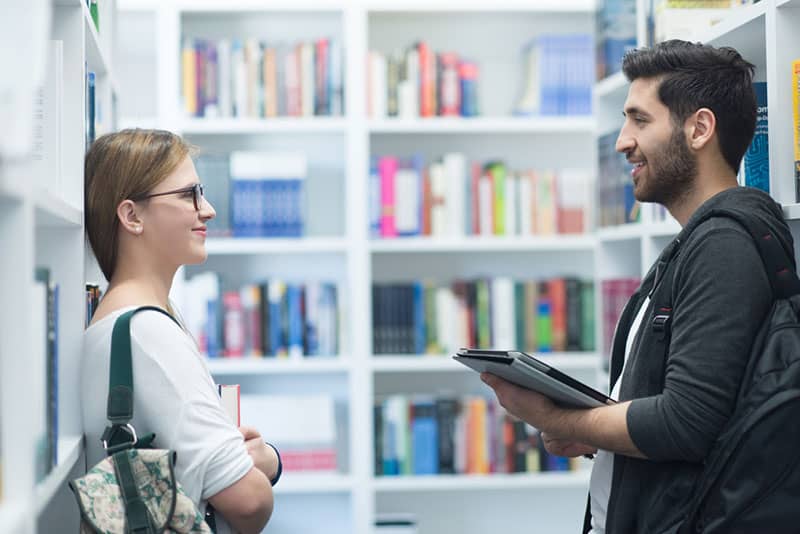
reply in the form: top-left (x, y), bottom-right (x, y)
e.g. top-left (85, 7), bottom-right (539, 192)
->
top-left (702, 207), bottom-right (800, 299)
top-left (101, 306), bottom-right (181, 454)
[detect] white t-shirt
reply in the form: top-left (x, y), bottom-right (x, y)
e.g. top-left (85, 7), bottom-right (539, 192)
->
top-left (82, 306), bottom-right (253, 534)
top-left (589, 296), bottom-right (650, 534)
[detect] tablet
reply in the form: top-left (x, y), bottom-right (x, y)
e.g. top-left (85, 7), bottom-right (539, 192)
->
top-left (453, 348), bottom-right (615, 408)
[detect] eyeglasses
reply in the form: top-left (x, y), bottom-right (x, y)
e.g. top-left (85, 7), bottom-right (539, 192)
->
top-left (130, 183), bottom-right (205, 211)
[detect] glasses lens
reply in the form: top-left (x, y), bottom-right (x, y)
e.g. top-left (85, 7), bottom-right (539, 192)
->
top-left (193, 184), bottom-right (204, 211)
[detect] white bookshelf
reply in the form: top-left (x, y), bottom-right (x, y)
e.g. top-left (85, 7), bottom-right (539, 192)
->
top-left (0, 0), bottom-right (118, 532)
top-left (104, 0), bottom-right (800, 533)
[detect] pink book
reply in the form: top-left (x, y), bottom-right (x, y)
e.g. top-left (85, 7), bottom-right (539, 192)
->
top-left (379, 156), bottom-right (398, 237)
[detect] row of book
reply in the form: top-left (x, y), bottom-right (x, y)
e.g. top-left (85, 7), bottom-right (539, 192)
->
top-left (375, 394), bottom-right (586, 476)
top-left (372, 277), bottom-right (595, 356)
top-left (367, 44), bottom-right (479, 118)
top-left (182, 272), bottom-right (341, 358)
top-left (181, 37), bottom-right (343, 119)
top-left (369, 153), bottom-right (593, 238)
top-left (601, 278), bottom-right (641, 358)
top-left (513, 34), bottom-right (593, 116)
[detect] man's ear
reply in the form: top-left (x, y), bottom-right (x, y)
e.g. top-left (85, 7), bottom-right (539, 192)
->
top-left (117, 199), bottom-right (144, 235)
top-left (687, 107), bottom-right (716, 151)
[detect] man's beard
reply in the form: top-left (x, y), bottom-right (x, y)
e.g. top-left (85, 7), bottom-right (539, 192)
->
top-left (636, 125), bottom-right (697, 206)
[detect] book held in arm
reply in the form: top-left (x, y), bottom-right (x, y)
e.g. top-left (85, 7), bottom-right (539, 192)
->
top-left (218, 384), bottom-right (241, 426)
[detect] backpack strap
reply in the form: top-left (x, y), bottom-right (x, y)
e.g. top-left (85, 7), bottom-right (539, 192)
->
top-left (101, 306), bottom-right (181, 454)
top-left (702, 207), bottom-right (800, 299)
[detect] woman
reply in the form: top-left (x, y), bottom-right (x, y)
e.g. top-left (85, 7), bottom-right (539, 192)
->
top-left (82, 129), bottom-right (278, 534)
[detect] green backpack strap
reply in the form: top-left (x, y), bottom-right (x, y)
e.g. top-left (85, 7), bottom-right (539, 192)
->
top-left (101, 306), bottom-right (180, 454)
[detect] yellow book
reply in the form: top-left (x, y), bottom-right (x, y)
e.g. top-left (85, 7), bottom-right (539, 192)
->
top-left (793, 59), bottom-right (800, 202)
top-left (181, 38), bottom-right (197, 116)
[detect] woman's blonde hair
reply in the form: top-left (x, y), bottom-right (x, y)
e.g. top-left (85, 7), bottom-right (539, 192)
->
top-left (84, 128), bottom-right (196, 281)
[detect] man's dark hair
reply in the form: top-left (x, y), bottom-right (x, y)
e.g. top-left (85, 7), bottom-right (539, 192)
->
top-left (622, 39), bottom-right (757, 174)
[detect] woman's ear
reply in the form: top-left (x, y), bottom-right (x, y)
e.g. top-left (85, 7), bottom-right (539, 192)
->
top-left (117, 199), bottom-right (144, 235)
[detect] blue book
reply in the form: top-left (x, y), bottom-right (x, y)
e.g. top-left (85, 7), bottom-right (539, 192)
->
top-left (743, 82), bottom-right (769, 193)
top-left (411, 399), bottom-right (438, 475)
top-left (287, 284), bottom-right (304, 358)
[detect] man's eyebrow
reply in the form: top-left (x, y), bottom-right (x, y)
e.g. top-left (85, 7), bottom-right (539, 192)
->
top-left (622, 106), bottom-right (651, 118)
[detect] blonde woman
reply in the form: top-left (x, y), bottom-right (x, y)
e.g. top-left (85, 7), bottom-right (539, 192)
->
top-left (82, 129), bottom-right (278, 534)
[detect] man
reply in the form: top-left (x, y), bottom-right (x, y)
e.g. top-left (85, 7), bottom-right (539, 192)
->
top-left (481, 40), bottom-right (795, 532)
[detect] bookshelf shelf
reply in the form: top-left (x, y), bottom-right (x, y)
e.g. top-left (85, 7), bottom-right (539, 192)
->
top-left (594, 71), bottom-right (628, 99)
top-left (701, 1), bottom-right (767, 65)
top-left (372, 471), bottom-right (590, 492)
top-left (367, 117), bottom-right (596, 135)
top-left (206, 357), bottom-right (349, 375)
top-left (777, 0), bottom-right (800, 7)
top-left (596, 223), bottom-right (643, 242)
top-left (179, 117), bottom-right (348, 135)
top-left (369, 236), bottom-right (596, 253)
top-left (34, 190), bottom-right (83, 228)
top-left (34, 435), bottom-right (84, 515)
top-left (206, 237), bottom-right (348, 255)
top-left (783, 203), bottom-right (800, 221)
top-left (371, 353), bottom-right (600, 373)
top-left (364, 0), bottom-right (595, 12)
top-left (275, 473), bottom-right (354, 494)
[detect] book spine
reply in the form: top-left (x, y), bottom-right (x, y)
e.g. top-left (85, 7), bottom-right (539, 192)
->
top-left (793, 60), bottom-right (800, 202)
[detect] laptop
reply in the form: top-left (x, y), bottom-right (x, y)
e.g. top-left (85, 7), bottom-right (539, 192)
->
top-left (453, 348), bottom-right (615, 409)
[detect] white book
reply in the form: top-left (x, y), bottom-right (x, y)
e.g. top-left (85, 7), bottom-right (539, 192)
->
top-left (443, 153), bottom-right (466, 236)
top-left (218, 384), bottom-right (240, 426)
top-left (32, 40), bottom-right (63, 194)
top-left (231, 40), bottom-right (247, 118)
top-left (328, 38), bottom-right (343, 116)
top-left (369, 51), bottom-right (387, 118)
top-left (300, 42), bottom-right (314, 117)
top-left (429, 163), bottom-right (447, 236)
top-left (216, 39), bottom-right (231, 118)
top-left (491, 277), bottom-right (515, 350)
top-left (394, 167), bottom-right (420, 235)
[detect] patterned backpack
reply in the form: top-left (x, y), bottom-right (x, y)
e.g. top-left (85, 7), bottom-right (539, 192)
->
top-left (70, 306), bottom-right (213, 533)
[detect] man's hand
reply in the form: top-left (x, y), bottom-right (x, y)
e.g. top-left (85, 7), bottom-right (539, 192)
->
top-left (480, 372), bottom-right (559, 432)
top-left (239, 426), bottom-right (280, 482)
top-left (541, 432), bottom-right (596, 458)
